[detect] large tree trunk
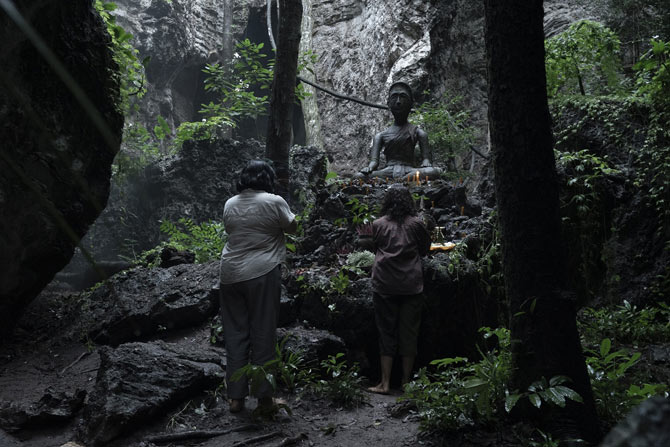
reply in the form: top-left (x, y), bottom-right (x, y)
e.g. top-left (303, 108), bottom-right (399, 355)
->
top-left (484, 0), bottom-right (601, 442)
top-left (266, 0), bottom-right (302, 200)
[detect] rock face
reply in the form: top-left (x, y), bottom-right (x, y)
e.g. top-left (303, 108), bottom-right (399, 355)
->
top-left (0, 0), bottom-right (123, 338)
top-left (308, 0), bottom-right (435, 173)
top-left (112, 0), bottom-right (252, 131)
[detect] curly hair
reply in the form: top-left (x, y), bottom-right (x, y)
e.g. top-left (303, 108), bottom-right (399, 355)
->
top-left (236, 160), bottom-right (276, 193)
top-left (380, 184), bottom-right (416, 222)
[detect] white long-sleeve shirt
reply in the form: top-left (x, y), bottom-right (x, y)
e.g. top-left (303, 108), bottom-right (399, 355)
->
top-left (219, 189), bottom-right (295, 284)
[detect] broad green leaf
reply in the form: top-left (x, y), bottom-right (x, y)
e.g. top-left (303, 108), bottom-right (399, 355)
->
top-left (505, 393), bottom-right (521, 413)
top-left (549, 375), bottom-right (570, 387)
top-left (463, 377), bottom-right (488, 392)
top-left (553, 385), bottom-right (583, 403)
top-left (600, 338), bottom-right (611, 357)
top-left (529, 393), bottom-right (542, 408)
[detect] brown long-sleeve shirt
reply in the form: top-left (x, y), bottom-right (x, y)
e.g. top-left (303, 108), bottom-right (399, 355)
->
top-left (371, 215), bottom-right (431, 295)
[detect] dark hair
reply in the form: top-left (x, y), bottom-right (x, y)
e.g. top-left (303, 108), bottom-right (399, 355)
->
top-left (236, 160), bottom-right (276, 193)
top-left (380, 184), bottom-right (416, 222)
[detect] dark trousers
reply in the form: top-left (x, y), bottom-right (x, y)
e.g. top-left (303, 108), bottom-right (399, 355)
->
top-left (373, 292), bottom-right (423, 357)
top-left (220, 265), bottom-right (281, 399)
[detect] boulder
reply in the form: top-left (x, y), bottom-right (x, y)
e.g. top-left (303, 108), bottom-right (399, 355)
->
top-left (0, 0), bottom-right (123, 338)
top-left (601, 396), bottom-right (670, 447)
top-left (81, 341), bottom-right (225, 446)
top-left (83, 262), bottom-right (220, 346)
top-left (0, 388), bottom-right (86, 432)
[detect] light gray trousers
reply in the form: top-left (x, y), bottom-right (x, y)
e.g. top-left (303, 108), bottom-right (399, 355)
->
top-left (220, 265), bottom-right (280, 399)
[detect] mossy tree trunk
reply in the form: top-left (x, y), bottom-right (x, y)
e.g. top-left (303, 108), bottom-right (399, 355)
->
top-left (266, 0), bottom-right (302, 200)
top-left (483, 0), bottom-right (601, 442)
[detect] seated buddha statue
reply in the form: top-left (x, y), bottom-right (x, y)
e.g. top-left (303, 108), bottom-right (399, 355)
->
top-left (356, 81), bottom-right (442, 180)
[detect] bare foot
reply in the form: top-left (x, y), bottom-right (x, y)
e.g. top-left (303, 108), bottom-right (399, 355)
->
top-left (367, 384), bottom-right (390, 395)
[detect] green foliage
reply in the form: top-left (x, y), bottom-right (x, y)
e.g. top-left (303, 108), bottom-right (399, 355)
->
top-left (505, 376), bottom-right (583, 413)
top-left (174, 39), bottom-right (316, 146)
top-left (312, 353), bottom-right (367, 408)
top-left (578, 300), bottom-right (670, 345)
top-left (94, 1), bottom-right (147, 113)
top-left (403, 358), bottom-right (476, 431)
top-left (545, 20), bottom-right (624, 97)
top-left (556, 149), bottom-right (620, 217)
top-left (404, 327), bottom-right (585, 433)
top-left (402, 327), bottom-right (513, 431)
top-left (201, 40), bottom-right (273, 123)
top-left (584, 338), bottom-right (668, 424)
top-left (159, 218), bottom-right (226, 263)
top-left (286, 202), bottom-right (312, 253)
top-left (345, 197), bottom-right (377, 225)
top-left (329, 269), bottom-right (350, 295)
top-left (633, 38), bottom-right (670, 106)
top-left (112, 122), bottom-right (161, 180)
top-left (556, 148), bottom-right (621, 301)
top-left (445, 241), bottom-right (468, 277)
top-left (345, 250), bottom-right (375, 270)
top-left (475, 215), bottom-right (504, 299)
top-left (324, 171), bottom-right (339, 185)
top-left (411, 92), bottom-right (476, 174)
top-left (551, 94), bottom-right (669, 254)
top-left (634, 114), bottom-right (670, 241)
top-left (230, 336), bottom-right (316, 396)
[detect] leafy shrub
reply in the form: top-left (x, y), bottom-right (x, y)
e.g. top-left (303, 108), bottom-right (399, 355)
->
top-left (411, 92), bottom-right (476, 174)
top-left (578, 300), bottom-right (670, 345)
top-left (175, 39), bottom-right (316, 145)
top-left (633, 38), bottom-right (670, 105)
top-left (556, 148), bottom-right (621, 302)
top-left (130, 218), bottom-right (226, 266)
top-left (584, 338), bottom-right (668, 425)
top-left (545, 20), bottom-right (624, 97)
top-left (345, 250), bottom-right (374, 270)
top-left (158, 218), bottom-right (226, 263)
top-left (505, 376), bottom-right (582, 414)
top-left (230, 336), bottom-right (316, 395)
top-left (112, 122), bottom-right (162, 180)
top-left (312, 353), bottom-right (367, 408)
top-left (402, 327), bottom-right (513, 431)
top-left (328, 269), bottom-right (350, 295)
top-left (404, 327), bottom-right (583, 433)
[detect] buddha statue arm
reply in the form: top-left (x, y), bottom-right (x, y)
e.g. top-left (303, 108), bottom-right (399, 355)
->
top-left (417, 127), bottom-right (432, 167)
top-left (361, 132), bottom-right (383, 173)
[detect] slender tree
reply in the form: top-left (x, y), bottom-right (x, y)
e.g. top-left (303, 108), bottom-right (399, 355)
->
top-left (220, 0), bottom-right (233, 138)
top-left (484, 1), bottom-right (601, 442)
top-left (266, 0), bottom-right (302, 200)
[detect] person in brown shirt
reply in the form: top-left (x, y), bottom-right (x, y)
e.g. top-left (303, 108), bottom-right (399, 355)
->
top-left (368, 184), bottom-right (431, 394)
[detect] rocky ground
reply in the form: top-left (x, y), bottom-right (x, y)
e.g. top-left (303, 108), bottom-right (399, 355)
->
top-left (0, 279), bottom-right (414, 447)
top-left (0, 274), bottom-right (522, 447)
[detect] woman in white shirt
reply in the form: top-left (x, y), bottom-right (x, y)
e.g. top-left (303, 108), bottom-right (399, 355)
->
top-left (219, 160), bottom-right (297, 413)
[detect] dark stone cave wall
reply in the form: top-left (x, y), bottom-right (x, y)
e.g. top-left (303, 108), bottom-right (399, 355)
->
top-left (0, 0), bottom-right (123, 338)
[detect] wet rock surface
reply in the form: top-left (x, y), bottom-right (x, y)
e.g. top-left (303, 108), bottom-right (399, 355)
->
top-left (83, 262), bottom-right (220, 346)
top-left (81, 341), bottom-right (225, 446)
